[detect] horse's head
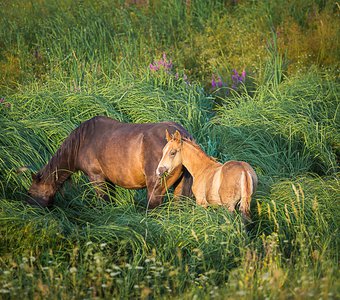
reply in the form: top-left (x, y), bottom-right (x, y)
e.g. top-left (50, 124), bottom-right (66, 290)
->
top-left (27, 173), bottom-right (55, 207)
top-left (156, 130), bottom-right (183, 177)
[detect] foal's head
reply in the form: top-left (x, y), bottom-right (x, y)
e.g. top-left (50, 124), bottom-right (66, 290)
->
top-left (27, 173), bottom-right (55, 207)
top-left (156, 130), bottom-right (183, 177)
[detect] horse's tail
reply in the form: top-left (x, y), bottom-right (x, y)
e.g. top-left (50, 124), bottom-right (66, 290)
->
top-left (239, 170), bottom-right (255, 222)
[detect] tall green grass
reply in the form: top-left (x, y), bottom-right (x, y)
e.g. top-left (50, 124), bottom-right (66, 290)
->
top-left (0, 0), bottom-right (339, 299)
top-left (1, 69), bottom-right (339, 298)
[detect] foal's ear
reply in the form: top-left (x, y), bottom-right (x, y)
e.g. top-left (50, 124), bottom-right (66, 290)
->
top-left (165, 129), bottom-right (172, 142)
top-left (173, 130), bottom-right (182, 142)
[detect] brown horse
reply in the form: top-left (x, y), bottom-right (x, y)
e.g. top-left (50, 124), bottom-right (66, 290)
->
top-left (27, 116), bottom-right (192, 208)
top-left (156, 130), bottom-right (258, 221)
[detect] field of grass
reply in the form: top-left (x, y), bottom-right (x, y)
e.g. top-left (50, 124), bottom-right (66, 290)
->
top-left (0, 0), bottom-right (339, 299)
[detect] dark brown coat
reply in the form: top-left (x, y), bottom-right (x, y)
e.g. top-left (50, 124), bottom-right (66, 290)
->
top-left (27, 116), bottom-right (192, 208)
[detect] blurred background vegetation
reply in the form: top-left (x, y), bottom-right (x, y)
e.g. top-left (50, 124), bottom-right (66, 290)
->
top-left (0, 0), bottom-right (339, 94)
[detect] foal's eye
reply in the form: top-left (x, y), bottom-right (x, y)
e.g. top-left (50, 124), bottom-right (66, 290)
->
top-left (170, 150), bottom-right (176, 156)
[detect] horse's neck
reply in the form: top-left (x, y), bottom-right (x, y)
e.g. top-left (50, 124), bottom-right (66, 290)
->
top-left (182, 141), bottom-right (220, 178)
top-left (40, 151), bottom-right (75, 187)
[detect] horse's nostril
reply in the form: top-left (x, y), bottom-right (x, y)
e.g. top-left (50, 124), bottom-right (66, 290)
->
top-left (157, 166), bottom-right (168, 177)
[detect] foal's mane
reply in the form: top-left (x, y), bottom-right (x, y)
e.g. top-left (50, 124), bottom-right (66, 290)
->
top-left (181, 137), bottom-right (218, 163)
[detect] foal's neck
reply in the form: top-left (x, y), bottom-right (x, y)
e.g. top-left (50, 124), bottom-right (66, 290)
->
top-left (182, 141), bottom-right (220, 178)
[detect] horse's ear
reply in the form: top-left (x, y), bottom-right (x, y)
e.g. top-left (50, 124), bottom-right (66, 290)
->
top-left (31, 173), bottom-right (40, 182)
top-left (173, 130), bottom-right (182, 142)
top-left (165, 129), bottom-right (172, 142)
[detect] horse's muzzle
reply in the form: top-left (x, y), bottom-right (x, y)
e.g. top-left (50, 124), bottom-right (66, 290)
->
top-left (156, 166), bottom-right (168, 177)
top-left (26, 194), bottom-right (53, 208)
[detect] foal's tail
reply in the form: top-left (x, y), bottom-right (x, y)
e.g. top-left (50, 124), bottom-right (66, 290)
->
top-left (239, 170), bottom-right (256, 222)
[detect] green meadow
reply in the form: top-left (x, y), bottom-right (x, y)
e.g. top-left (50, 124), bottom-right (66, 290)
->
top-left (0, 1), bottom-right (339, 299)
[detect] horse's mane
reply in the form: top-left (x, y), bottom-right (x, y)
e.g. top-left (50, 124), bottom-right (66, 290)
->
top-left (38, 118), bottom-right (95, 181)
top-left (182, 137), bottom-right (218, 164)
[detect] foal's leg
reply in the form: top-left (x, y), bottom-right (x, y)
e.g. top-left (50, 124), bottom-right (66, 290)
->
top-left (227, 204), bottom-right (235, 214)
top-left (225, 198), bottom-right (251, 223)
top-left (192, 185), bottom-right (208, 208)
top-left (196, 197), bottom-right (208, 208)
top-left (239, 196), bottom-right (251, 222)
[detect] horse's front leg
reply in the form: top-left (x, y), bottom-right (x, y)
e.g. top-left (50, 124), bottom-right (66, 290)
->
top-left (88, 174), bottom-right (112, 200)
top-left (146, 177), bottom-right (165, 209)
top-left (173, 168), bottom-right (193, 199)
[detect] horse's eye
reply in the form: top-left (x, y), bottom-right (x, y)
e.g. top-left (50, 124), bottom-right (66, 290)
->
top-left (170, 150), bottom-right (176, 156)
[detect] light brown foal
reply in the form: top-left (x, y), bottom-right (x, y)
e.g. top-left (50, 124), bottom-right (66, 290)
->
top-left (156, 130), bottom-right (258, 221)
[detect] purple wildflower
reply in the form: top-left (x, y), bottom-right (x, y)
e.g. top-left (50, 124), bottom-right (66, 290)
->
top-left (0, 97), bottom-right (5, 103)
top-left (241, 70), bottom-right (246, 81)
top-left (149, 63), bottom-right (159, 72)
top-left (231, 69), bottom-right (239, 83)
top-left (230, 69), bottom-right (246, 90)
top-left (166, 60), bottom-right (173, 70)
top-left (217, 76), bottom-right (223, 88)
top-left (211, 75), bottom-right (217, 88)
top-left (160, 53), bottom-right (172, 70)
top-left (149, 53), bottom-right (173, 73)
top-left (183, 74), bottom-right (188, 82)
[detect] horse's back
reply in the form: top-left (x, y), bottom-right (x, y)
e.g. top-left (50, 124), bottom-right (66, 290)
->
top-left (77, 116), bottom-right (190, 159)
top-left (83, 116), bottom-right (188, 139)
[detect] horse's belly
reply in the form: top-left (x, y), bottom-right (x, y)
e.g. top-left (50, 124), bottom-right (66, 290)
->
top-left (100, 157), bottom-right (146, 188)
top-left (97, 136), bottom-right (147, 188)
top-left (107, 171), bottom-right (146, 189)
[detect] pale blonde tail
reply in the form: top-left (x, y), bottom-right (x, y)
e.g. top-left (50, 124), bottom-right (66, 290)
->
top-left (239, 171), bottom-right (253, 221)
